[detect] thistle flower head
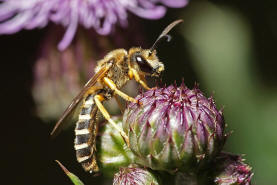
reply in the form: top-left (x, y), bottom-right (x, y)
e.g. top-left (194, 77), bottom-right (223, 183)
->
top-left (113, 167), bottom-right (160, 185)
top-left (213, 152), bottom-right (253, 185)
top-left (0, 0), bottom-right (188, 50)
top-left (123, 84), bottom-right (225, 172)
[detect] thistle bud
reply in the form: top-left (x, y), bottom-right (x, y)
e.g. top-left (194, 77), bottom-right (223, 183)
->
top-left (122, 84), bottom-right (225, 172)
top-left (113, 167), bottom-right (161, 185)
top-left (213, 152), bottom-right (253, 185)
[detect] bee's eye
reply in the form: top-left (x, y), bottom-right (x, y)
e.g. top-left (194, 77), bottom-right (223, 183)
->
top-left (135, 55), bottom-right (153, 73)
top-left (136, 56), bottom-right (143, 62)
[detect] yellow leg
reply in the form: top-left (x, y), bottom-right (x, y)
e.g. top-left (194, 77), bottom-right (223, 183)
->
top-left (94, 95), bottom-right (129, 146)
top-left (103, 77), bottom-right (138, 103)
top-left (130, 69), bottom-right (151, 90)
top-left (139, 74), bottom-right (152, 90)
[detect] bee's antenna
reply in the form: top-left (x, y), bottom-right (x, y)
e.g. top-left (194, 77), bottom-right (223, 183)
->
top-left (150, 19), bottom-right (183, 52)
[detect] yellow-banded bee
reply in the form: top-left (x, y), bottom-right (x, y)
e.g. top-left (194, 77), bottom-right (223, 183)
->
top-left (51, 20), bottom-right (183, 173)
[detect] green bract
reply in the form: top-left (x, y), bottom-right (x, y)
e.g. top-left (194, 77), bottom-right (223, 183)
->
top-left (123, 84), bottom-right (226, 172)
top-left (56, 160), bottom-right (85, 185)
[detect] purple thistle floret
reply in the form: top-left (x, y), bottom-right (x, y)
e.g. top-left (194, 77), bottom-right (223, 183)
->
top-left (0, 0), bottom-right (188, 50)
top-left (213, 152), bottom-right (253, 185)
top-left (123, 84), bottom-right (226, 172)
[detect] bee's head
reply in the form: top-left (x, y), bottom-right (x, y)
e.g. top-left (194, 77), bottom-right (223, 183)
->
top-left (128, 48), bottom-right (164, 77)
top-left (128, 20), bottom-right (182, 78)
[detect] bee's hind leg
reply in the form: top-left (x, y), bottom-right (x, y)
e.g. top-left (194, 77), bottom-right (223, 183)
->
top-left (94, 94), bottom-right (129, 146)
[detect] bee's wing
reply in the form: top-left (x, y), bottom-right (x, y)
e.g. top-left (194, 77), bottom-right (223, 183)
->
top-left (50, 63), bottom-right (112, 137)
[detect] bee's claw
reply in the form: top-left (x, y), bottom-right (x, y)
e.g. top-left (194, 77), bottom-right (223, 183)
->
top-left (137, 100), bottom-right (142, 106)
top-left (128, 97), bottom-right (140, 105)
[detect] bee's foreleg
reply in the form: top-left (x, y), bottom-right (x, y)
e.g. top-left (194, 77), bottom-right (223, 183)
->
top-left (129, 68), bottom-right (151, 90)
top-left (94, 94), bottom-right (130, 146)
top-left (103, 77), bottom-right (138, 103)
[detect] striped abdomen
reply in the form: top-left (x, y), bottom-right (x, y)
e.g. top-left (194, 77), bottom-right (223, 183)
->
top-left (74, 93), bottom-right (99, 173)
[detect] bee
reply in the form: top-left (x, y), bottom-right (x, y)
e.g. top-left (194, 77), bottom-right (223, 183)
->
top-left (50, 20), bottom-right (183, 173)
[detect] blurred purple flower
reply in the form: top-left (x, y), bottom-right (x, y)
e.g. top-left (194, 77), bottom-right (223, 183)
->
top-left (0, 0), bottom-right (188, 50)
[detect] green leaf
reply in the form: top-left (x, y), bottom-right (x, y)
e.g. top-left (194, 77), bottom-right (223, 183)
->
top-left (55, 160), bottom-right (85, 185)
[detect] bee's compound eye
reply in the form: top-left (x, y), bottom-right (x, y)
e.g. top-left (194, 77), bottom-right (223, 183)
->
top-left (136, 56), bottom-right (143, 62)
top-left (134, 55), bottom-right (153, 74)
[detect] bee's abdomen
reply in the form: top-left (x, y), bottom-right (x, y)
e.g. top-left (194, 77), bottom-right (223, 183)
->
top-left (74, 94), bottom-right (99, 173)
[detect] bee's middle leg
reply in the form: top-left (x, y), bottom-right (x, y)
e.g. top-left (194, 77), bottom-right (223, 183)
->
top-left (103, 77), bottom-right (138, 103)
top-left (129, 68), bottom-right (151, 90)
top-left (94, 94), bottom-right (129, 146)
top-left (114, 95), bottom-right (125, 114)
